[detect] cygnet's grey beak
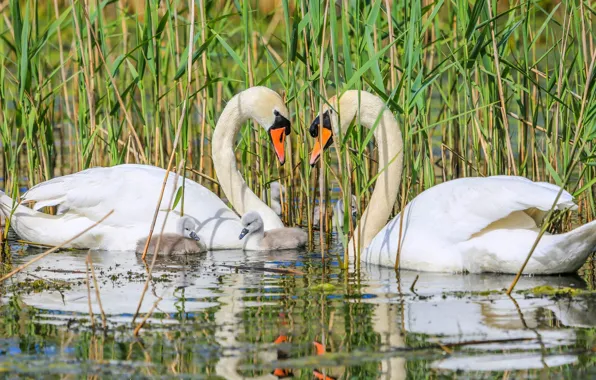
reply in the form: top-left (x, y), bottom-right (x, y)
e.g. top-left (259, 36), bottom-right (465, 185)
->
top-left (189, 231), bottom-right (200, 241)
top-left (239, 228), bottom-right (249, 240)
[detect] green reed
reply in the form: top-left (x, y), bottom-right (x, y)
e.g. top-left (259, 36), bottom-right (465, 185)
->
top-left (0, 0), bottom-right (594, 260)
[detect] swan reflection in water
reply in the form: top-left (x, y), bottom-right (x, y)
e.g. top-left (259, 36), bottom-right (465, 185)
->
top-left (7, 247), bottom-right (595, 377)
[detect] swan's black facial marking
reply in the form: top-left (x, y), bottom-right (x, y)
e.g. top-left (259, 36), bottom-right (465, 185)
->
top-left (309, 110), bottom-right (333, 138)
top-left (269, 110), bottom-right (291, 165)
top-left (308, 110), bottom-right (334, 166)
top-left (272, 110), bottom-right (291, 135)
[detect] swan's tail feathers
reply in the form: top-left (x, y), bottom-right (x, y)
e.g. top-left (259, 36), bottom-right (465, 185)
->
top-left (0, 191), bottom-right (12, 217)
top-left (492, 176), bottom-right (578, 211)
top-left (0, 191), bottom-right (34, 216)
top-left (533, 181), bottom-right (577, 211)
top-left (552, 189), bottom-right (577, 212)
top-left (532, 220), bottom-right (596, 274)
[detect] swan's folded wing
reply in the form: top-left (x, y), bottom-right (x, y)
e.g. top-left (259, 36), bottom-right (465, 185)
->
top-left (22, 164), bottom-right (237, 225)
top-left (407, 176), bottom-right (576, 243)
top-left (23, 168), bottom-right (100, 211)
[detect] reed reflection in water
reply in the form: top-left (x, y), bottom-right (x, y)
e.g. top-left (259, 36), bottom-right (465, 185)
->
top-left (0, 242), bottom-right (594, 378)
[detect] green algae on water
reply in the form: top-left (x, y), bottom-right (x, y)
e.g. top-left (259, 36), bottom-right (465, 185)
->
top-left (526, 285), bottom-right (584, 297)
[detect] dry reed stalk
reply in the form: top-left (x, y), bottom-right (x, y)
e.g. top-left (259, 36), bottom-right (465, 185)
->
top-left (550, 11), bottom-right (572, 174)
top-left (0, 210), bottom-right (114, 283)
top-left (185, 167), bottom-right (219, 186)
top-left (118, 0), bottom-right (128, 48)
top-left (69, 0), bottom-right (96, 167)
top-left (317, 0), bottom-right (331, 259)
top-left (394, 172), bottom-right (409, 270)
top-left (87, 252), bottom-right (107, 330)
top-left (79, 1), bottom-right (147, 164)
top-left (140, 0), bottom-right (196, 260)
top-left (133, 295), bottom-right (164, 336)
top-left (133, 160), bottom-right (183, 329)
top-left (384, 0), bottom-right (396, 88)
top-left (97, 128), bottom-right (143, 157)
top-left (485, 0), bottom-right (516, 175)
top-left (507, 49), bottom-right (596, 295)
top-left (198, 0), bottom-right (208, 182)
top-left (85, 253), bottom-right (96, 329)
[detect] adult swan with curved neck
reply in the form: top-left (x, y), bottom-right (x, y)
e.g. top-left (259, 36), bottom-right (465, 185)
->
top-left (309, 90), bottom-right (596, 274)
top-left (0, 87), bottom-right (291, 251)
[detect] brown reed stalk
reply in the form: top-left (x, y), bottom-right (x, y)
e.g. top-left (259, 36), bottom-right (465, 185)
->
top-left (133, 160), bottom-right (184, 328)
top-left (140, 0), bottom-right (196, 260)
top-left (485, 0), bottom-right (516, 176)
top-left (317, 0), bottom-right (330, 258)
top-left (85, 253), bottom-right (96, 329)
top-left (507, 49), bottom-right (596, 295)
top-left (87, 252), bottom-right (107, 330)
top-left (79, 0), bottom-right (147, 163)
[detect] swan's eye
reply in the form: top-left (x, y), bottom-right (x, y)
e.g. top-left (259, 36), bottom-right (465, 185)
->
top-left (309, 110), bottom-right (332, 138)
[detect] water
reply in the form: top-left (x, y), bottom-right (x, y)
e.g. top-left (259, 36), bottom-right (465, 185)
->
top-left (1, 239), bottom-right (595, 378)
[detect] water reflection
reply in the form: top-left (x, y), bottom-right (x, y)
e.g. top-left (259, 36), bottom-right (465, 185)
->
top-left (0, 244), bottom-right (594, 377)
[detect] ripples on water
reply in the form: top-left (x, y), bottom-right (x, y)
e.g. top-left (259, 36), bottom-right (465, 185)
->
top-left (0, 237), bottom-right (594, 378)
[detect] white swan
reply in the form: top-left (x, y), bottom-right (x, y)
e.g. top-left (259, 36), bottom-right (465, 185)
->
top-left (135, 216), bottom-right (206, 255)
top-left (309, 90), bottom-right (596, 274)
top-left (239, 211), bottom-right (307, 250)
top-left (0, 87), bottom-right (292, 250)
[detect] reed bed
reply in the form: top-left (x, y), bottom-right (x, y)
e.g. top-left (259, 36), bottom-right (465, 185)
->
top-left (0, 0), bottom-right (594, 260)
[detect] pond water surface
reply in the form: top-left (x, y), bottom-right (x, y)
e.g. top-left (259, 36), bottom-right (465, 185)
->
top-left (1, 237), bottom-right (595, 378)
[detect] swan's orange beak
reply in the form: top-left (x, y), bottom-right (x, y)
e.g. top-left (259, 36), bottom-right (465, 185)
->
top-left (309, 127), bottom-right (332, 166)
top-left (269, 127), bottom-right (286, 165)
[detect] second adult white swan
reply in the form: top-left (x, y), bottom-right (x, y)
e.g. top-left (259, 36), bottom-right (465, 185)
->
top-left (309, 90), bottom-right (596, 274)
top-left (0, 87), bottom-right (293, 250)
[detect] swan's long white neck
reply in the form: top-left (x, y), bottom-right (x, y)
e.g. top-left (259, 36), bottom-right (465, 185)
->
top-left (212, 91), bottom-right (284, 230)
top-left (336, 91), bottom-right (404, 256)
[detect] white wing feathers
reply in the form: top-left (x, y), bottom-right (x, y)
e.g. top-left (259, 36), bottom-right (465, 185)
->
top-left (408, 176), bottom-right (577, 243)
top-left (21, 165), bottom-right (238, 227)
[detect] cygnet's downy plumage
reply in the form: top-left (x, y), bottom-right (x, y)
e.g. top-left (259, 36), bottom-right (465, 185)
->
top-left (239, 211), bottom-right (307, 250)
top-left (136, 216), bottom-right (206, 255)
top-left (313, 195), bottom-right (358, 229)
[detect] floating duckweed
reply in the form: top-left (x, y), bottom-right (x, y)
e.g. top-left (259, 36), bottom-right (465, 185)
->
top-left (9, 278), bottom-right (72, 294)
top-left (527, 286), bottom-right (583, 297)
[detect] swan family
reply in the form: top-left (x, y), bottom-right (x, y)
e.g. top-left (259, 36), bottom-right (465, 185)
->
top-left (1, 86), bottom-right (595, 274)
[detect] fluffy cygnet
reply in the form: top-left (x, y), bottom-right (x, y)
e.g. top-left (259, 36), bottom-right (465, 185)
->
top-left (136, 216), bottom-right (206, 255)
top-left (239, 211), bottom-right (307, 250)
